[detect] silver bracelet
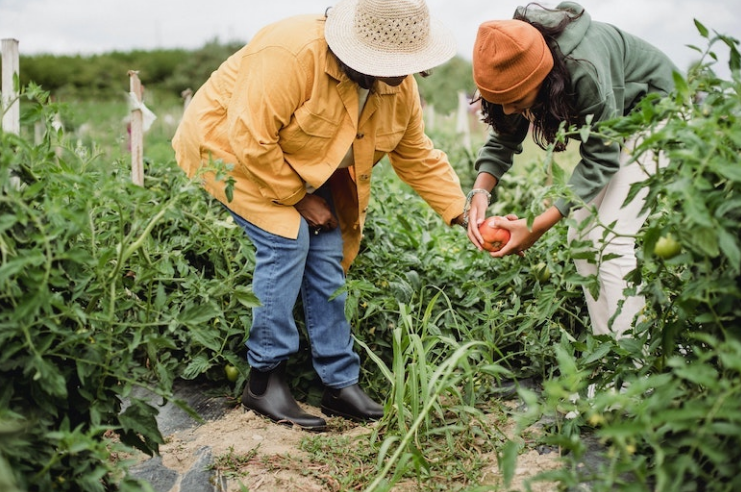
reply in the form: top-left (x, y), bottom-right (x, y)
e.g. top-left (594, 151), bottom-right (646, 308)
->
top-left (462, 188), bottom-right (492, 228)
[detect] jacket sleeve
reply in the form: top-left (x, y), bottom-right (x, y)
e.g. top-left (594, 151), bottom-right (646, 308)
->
top-left (226, 47), bottom-right (307, 206)
top-left (385, 83), bottom-right (466, 225)
top-left (474, 116), bottom-right (530, 181)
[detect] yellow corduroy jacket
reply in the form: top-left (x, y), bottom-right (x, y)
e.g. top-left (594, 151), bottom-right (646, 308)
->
top-left (172, 14), bottom-right (466, 271)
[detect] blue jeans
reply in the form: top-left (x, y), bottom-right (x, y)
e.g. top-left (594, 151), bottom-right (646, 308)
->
top-left (226, 188), bottom-right (360, 389)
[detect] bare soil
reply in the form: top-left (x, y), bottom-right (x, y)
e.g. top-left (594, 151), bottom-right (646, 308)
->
top-left (153, 401), bottom-right (562, 492)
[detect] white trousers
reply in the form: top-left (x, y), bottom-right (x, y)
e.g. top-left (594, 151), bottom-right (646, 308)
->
top-left (567, 139), bottom-right (666, 337)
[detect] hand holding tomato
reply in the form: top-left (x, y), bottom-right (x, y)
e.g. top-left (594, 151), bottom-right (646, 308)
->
top-left (476, 214), bottom-right (553, 258)
top-left (478, 216), bottom-right (511, 252)
top-left (468, 206), bottom-right (562, 258)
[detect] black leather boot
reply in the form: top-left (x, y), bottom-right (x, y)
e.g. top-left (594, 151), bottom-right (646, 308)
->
top-left (321, 384), bottom-right (384, 422)
top-left (242, 363), bottom-right (326, 431)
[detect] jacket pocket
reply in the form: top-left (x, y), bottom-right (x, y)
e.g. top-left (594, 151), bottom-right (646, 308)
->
top-left (279, 108), bottom-right (340, 155)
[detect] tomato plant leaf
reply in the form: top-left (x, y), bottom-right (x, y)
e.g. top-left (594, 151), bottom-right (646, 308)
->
top-left (234, 286), bottom-right (260, 308)
top-left (694, 19), bottom-right (709, 38)
top-left (182, 354), bottom-right (212, 380)
top-left (717, 229), bottom-right (741, 272)
top-left (177, 302), bottom-right (220, 326)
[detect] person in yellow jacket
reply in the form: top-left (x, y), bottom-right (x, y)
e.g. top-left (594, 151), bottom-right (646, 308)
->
top-left (172, 0), bottom-right (466, 431)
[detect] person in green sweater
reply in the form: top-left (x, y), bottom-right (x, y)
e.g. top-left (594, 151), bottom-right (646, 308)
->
top-left (466, 2), bottom-right (679, 337)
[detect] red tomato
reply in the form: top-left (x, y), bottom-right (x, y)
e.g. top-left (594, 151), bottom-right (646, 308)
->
top-left (479, 217), bottom-right (511, 252)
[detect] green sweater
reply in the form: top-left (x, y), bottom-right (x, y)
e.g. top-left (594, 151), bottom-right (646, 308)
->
top-left (474, 1), bottom-right (679, 215)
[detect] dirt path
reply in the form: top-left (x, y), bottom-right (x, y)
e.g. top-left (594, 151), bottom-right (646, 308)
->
top-left (152, 401), bottom-right (562, 491)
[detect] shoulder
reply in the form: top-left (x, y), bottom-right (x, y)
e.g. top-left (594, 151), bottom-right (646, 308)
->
top-left (567, 61), bottom-right (614, 122)
top-left (246, 15), bottom-right (328, 58)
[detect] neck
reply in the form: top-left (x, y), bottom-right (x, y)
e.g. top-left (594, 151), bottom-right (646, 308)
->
top-left (331, 51), bottom-right (376, 90)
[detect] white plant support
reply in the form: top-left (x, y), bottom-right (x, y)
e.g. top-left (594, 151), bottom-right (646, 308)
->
top-left (1, 38), bottom-right (20, 135)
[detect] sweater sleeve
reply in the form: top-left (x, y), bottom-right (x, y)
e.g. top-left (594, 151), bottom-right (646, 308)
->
top-left (386, 81), bottom-right (467, 225)
top-left (474, 116), bottom-right (530, 181)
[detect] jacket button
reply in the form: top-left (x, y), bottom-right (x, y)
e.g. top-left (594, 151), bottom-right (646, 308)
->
top-left (356, 133), bottom-right (364, 139)
top-left (360, 174), bottom-right (369, 180)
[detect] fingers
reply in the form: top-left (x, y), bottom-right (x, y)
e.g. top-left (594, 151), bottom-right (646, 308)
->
top-left (322, 218), bottom-right (338, 231)
top-left (490, 245), bottom-right (525, 258)
top-left (468, 222), bottom-right (484, 246)
top-left (466, 204), bottom-right (486, 250)
top-left (489, 216), bottom-right (516, 231)
top-left (312, 215), bottom-right (338, 233)
top-left (486, 217), bottom-right (529, 258)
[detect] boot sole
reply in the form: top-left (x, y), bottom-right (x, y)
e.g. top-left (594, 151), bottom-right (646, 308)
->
top-left (320, 405), bottom-right (382, 423)
top-left (243, 402), bottom-right (327, 432)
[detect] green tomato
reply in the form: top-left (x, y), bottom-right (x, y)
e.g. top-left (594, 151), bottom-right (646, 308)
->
top-left (534, 262), bottom-right (551, 282)
top-left (224, 364), bottom-right (239, 383)
top-left (654, 234), bottom-right (681, 259)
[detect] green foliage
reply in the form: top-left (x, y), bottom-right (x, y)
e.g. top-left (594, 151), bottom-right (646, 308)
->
top-left (338, 155), bottom-right (588, 490)
top-left (7, 40), bottom-right (244, 100)
top-left (603, 20), bottom-right (741, 346)
top-left (358, 298), bottom-right (506, 490)
top-left (415, 56), bottom-right (475, 115)
top-left (0, 84), bottom-right (254, 491)
top-left (1, 20), bottom-right (740, 492)
top-left (6, 41), bottom-right (473, 114)
top-left (512, 21), bottom-right (741, 492)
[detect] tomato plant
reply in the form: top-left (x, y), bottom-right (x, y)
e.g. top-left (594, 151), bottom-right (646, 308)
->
top-left (2, 24), bottom-right (740, 492)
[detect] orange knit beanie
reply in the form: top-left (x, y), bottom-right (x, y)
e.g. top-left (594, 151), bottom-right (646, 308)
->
top-left (472, 20), bottom-right (554, 104)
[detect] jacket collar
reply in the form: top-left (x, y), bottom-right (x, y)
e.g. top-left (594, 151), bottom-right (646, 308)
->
top-left (324, 48), bottom-right (402, 127)
top-left (324, 49), bottom-right (403, 95)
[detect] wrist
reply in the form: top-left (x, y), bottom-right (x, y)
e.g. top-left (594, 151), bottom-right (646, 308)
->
top-left (462, 188), bottom-right (492, 228)
top-left (533, 206), bottom-right (563, 234)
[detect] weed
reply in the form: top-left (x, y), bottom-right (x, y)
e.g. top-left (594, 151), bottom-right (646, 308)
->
top-left (209, 445), bottom-right (260, 479)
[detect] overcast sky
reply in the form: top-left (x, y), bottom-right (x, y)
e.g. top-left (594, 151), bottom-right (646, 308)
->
top-left (1, 0), bottom-right (739, 77)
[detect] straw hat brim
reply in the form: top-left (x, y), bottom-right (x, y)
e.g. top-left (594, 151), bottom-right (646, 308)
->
top-left (325, 0), bottom-right (458, 77)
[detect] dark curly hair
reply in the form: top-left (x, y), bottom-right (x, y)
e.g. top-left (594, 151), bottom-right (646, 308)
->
top-left (477, 3), bottom-right (582, 151)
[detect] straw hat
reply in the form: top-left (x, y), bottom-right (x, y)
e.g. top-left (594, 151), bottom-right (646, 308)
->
top-left (472, 20), bottom-right (553, 104)
top-left (325, 0), bottom-right (457, 77)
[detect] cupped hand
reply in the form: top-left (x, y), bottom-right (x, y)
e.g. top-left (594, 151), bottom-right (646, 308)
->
top-left (467, 206), bottom-right (521, 253)
top-left (466, 193), bottom-right (493, 250)
top-left (485, 216), bottom-right (540, 258)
